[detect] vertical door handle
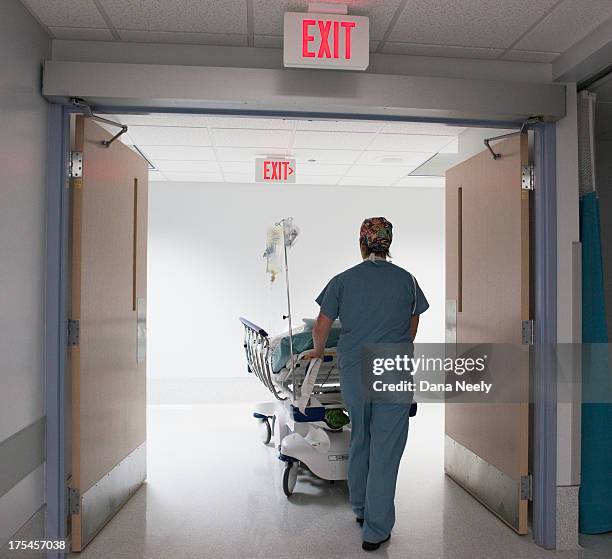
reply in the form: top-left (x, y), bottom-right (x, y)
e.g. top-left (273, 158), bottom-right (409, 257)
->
top-left (457, 186), bottom-right (463, 312)
top-left (132, 178), bottom-right (138, 311)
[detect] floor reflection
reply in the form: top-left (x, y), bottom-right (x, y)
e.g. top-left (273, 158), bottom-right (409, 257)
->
top-left (71, 401), bottom-right (611, 559)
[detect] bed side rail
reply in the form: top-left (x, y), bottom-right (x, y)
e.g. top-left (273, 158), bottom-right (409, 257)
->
top-left (239, 316), bottom-right (269, 337)
top-left (240, 317), bottom-right (285, 400)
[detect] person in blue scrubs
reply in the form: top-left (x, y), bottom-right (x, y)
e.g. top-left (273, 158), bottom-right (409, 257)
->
top-left (309, 217), bottom-right (429, 551)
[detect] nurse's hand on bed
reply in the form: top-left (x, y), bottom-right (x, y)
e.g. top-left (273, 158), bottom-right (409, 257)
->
top-left (303, 349), bottom-right (325, 360)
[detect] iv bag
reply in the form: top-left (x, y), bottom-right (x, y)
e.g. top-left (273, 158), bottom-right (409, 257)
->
top-left (264, 218), bottom-right (299, 282)
top-left (264, 225), bottom-right (283, 282)
top-left (282, 217), bottom-right (299, 248)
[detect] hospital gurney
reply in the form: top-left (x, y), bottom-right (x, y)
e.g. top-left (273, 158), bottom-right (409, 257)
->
top-left (240, 316), bottom-right (350, 496)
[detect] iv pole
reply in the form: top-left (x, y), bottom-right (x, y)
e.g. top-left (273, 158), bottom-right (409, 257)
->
top-left (277, 218), bottom-right (297, 401)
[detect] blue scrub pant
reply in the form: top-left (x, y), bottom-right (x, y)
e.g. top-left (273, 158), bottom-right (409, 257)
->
top-left (345, 395), bottom-right (411, 543)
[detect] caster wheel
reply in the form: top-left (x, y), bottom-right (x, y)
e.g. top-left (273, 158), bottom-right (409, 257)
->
top-left (282, 461), bottom-right (299, 497)
top-left (258, 418), bottom-right (272, 445)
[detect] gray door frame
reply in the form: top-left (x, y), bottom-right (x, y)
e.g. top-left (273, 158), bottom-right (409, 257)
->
top-left (44, 105), bottom-right (558, 554)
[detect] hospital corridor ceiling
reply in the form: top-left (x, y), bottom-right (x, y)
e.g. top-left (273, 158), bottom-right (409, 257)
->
top-left (106, 113), bottom-right (468, 185)
top-left (22, 0), bottom-right (612, 64)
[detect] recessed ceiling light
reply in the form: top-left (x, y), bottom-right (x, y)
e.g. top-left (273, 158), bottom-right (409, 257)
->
top-left (381, 157), bottom-right (404, 163)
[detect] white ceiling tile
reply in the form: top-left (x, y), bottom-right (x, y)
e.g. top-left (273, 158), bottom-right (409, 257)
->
top-left (148, 170), bottom-right (166, 181)
top-left (395, 176), bottom-right (445, 188)
top-left (291, 148), bottom-right (361, 165)
top-left (98, 0), bottom-right (247, 33)
top-left (501, 50), bottom-right (559, 63)
top-left (381, 122), bottom-right (466, 135)
top-left (300, 163), bottom-right (350, 176)
top-left (296, 175), bottom-right (341, 185)
top-left (153, 160), bottom-right (220, 173)
top-left (370, 134), bottom-right (457, 152)
top-left (388, 0), bottom-right (558, 49)
top-left (48, 27), bottom-right (114, 41)
top-left (513, 0), bottom-right (612, 53)
top-left (252, 0), bottom-right (403, 41)
top-left (216, 147), bottom-right (288, 161)
top-left (113, 113), bottom-right (210, 127)
top-left (353, 0), bottom-right (404, 41)
top-left (224, 174), bottom-right (255, 183)
top-left (126, 126), bottom-right (211, 146)
top-left (294, 130), bottom-right (376, 150)
top-left (22, 0), bottom-right (108, 27)
top-left (207, 116), bottom-right (295, 129)
top-left (438, 137), bottom-right (459, 153)
top-left (408, 152), bottom-right (457, 176)
top-left (253, 35), bottom-right (283, 49)
top-left (297, 120), bottom-right (382, 132)
top-left (382, 42), bottom-right (504, 60)
top-left (212, 129), bottom-right (292, 148)
top-left (220, 162), bottom-right (253, 175)
top-left (356, 151), bottom-right (434, 167)
top-left (139, 146), bottom-right (216, 161)
top-left (163, 172), bottom-right (222, 182)
top-left (339, 176), bottom-right (395, 187)
top-left (346, 165), bottom-right (416, 178)
top-left (117, 30), bottom-right (248, 46)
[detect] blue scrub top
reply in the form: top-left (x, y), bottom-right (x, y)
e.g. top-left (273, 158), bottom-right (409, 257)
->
top-left (316, 260), bottom-right (429, 371)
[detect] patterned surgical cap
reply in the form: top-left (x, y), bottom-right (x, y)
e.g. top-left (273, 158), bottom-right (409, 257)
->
top-left (360, 217), bottom-right (393, 252)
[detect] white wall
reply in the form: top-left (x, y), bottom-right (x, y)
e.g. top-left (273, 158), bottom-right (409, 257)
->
top-left (147, 182), bottom-right (445, 380)
top-left (554, 85), bottom-right (582, 550)
top-left (0, 0), bottom-right (50, 547)
top-left (554, 87), bottom-right (582, 494)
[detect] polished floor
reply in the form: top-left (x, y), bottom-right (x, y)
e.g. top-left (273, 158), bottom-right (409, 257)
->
top-left (72, 382), bottom-right (612, 559)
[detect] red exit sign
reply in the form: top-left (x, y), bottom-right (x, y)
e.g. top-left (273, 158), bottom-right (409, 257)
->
top-left (255, 158), bottom-right (297, 184)
top-left (284, 12), bottom-right (369, 71)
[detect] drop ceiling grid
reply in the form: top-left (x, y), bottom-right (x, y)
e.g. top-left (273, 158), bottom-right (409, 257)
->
top-left (116, 114), bottom-right (465, 184)
top-left (206, 115), bottom-right (227, 183)
top-left (21, 0), bottom-right (612, 63)
top-left (334, 119), bottom-right (385, 187)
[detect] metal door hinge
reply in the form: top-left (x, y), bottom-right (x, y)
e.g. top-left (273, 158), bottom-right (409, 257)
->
top-left (521, 164), bottom-right (534, 190)
top-left (69, 151), bottom-right (83, 178)
top-left (520, 474), bottom-right (533, 501)
top-left (522, 319), bottom-right (535, 345)
top-left (68, 487), bottom-right (81, 515)
top-left (67, 319), bottom-right (80, 347)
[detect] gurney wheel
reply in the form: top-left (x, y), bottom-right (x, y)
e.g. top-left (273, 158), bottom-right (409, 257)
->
top-left (282, 461), bottom-right (299, 497)
top-left (258, 418), bottom-right (272, 445)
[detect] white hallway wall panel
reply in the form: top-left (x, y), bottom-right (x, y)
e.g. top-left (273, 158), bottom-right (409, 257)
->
top-left (147, 181), bottom-right (444, 380)
top-left (0, 0), bottom-right (50, 548)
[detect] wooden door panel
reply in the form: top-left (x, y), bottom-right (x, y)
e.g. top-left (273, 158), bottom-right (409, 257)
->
top-left (445, 135), bottom-right (530, 534)
top-left (70, 117), bottom-right (148, 551)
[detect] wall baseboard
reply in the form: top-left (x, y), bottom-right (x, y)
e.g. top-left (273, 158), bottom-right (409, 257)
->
top-left (556, 485), bottom-right (580, 550)
top-left (0, 466), bottom-right (44, 552)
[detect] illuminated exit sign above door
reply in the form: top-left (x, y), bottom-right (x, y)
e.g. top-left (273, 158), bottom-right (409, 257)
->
top-left (255, 157), bottom-right (297, 184)
top-left (283, 12), bottom-right (369, 71)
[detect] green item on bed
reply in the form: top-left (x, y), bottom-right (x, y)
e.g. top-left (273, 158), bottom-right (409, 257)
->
top-left (271, 326), bottom-right (341, 372)
top-left (324, 408), bottom-right (350, 429)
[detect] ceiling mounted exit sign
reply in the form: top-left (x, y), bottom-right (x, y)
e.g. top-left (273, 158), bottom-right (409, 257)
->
top-left (283, 12), bottom-right (369, 71)
top-left (255, 157), bottom-right (297, 184)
